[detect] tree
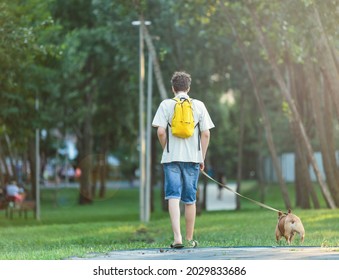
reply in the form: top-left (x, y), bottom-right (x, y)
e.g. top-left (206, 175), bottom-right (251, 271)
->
top-left (51, 0), bottom-right (140, 204)
top-left (225, 7), bottom-right (291, 209)
top-left (247, 0), bottom-right (336, 208)
top-left (3, 0), bottom-right (338, 213)
top-left (0, 0), bottom-right (60, 200)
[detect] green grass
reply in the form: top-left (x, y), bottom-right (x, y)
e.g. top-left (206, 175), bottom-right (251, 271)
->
top-left (1, 181), bottom-right (339, 260)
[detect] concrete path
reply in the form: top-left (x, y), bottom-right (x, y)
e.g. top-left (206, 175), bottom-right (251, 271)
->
top-left (72, 246), bottom-right (339, 260)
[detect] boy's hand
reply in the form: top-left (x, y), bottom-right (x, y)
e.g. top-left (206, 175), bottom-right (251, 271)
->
top-left (199, 162), bottom-right (205, 171)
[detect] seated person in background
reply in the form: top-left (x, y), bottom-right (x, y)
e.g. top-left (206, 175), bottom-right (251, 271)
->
top-left (6, 181), bottom-right (25, 203)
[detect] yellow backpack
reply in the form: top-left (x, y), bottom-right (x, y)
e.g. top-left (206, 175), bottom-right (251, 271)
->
top-left (171, 97), bottom-right (195, 138)
top-left (166, 97), bottom-right (200, 153)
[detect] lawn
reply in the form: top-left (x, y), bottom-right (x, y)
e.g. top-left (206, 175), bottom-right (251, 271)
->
top-left (1, 181), bottom-right (339, 260)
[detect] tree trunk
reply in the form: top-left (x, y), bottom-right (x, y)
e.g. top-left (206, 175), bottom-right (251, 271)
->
top-left (28, 137), bottom-right (37, 200)
top-left (226, 11), bottom-right (291, 209)
top-left (78, 92), bottom-right (94, 205)
top-left (0, 143), bottom-right (5, 186)
top-left (236, 92), bottom-right (245, 210)
top-left (0, 163), bottom-right (4, 187)
top-left (99, 135), bottom-right (109, 199)
top-left (248, 5), bottom-right (336, 208)
top-left (322, 74), bottom-right (339, 191)
top-left (0, 140), bottom-right (10, 184)
top-left (312, 5), bottom-right (339, 204)
top-left (91, 161), bottom-right (98, 198)
top-left (313, 7), bottom-right (339, 203)
top-left (286, 56), bottom-right (313, 209)
top-left (256, 125), bottom-right (266, 204)
top-left (4, 133), bottom-right (18, 182)
top-left (142, 24), bottom-right (168, 100)
top-left (292, 120), bottom-right (319, 208)
top-left (306, 63), bottom-right (339, 206)
top-left (312, 4), bottom-right (339, 116)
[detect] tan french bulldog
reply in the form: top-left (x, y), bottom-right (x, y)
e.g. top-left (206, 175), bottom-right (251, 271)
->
top-left (275, 209), bottom-right (305, 244)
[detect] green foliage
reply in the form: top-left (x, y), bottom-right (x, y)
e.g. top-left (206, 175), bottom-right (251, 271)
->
top-left (0, 0), bottom-right (61, 158)
top-left (1, 0), bottom-right (339, 206)
top-left (49, 0), bottom-right (141, 159)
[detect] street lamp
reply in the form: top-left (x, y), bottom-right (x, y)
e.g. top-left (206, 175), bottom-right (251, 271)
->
top-left (145, 51), bottom-right (153, 222)
top-left (132, 19), bottom-right (151, 222)
top-left (35, 96), bottom-right (40, 220)
top-left (132, 20), bottom-right (151, 26)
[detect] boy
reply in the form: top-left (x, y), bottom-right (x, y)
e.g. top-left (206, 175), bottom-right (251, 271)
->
top-left (152, 71), bottom-right (214, 248)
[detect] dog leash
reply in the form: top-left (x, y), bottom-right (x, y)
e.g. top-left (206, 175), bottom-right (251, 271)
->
top-left (201, 170), bottom-right (281, 213)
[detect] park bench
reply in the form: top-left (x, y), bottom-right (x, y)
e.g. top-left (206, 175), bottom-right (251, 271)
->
top-left (4, 197), bottom-right (36, 219)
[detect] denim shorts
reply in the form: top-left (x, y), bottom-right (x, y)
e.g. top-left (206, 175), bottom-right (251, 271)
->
top-left (163, 162), bottom-right (200, 204)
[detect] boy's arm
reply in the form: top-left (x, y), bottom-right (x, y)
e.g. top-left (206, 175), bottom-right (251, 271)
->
top-left (200, 129), bottom-right (210, 170)
top-left (157, 126), bottom-right (167, 150)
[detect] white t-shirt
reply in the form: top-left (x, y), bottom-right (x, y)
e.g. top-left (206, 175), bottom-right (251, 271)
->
top-left (152, 92), bottom-right (215, 163)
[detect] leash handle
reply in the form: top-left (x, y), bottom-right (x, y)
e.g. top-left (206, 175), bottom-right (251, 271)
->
top-left (201, 170), bottom-right (280, 213)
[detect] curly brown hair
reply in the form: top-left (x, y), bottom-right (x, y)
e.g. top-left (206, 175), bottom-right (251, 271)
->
top-left (171, 71), bottom-right (191, 92)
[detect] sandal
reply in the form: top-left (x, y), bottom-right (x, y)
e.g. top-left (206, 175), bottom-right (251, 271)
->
top-left (186, 240), bottom-right (198, 248)
top-left (170, 243), bottom-right (184, 249)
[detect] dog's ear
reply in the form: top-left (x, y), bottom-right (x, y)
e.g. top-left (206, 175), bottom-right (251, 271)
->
top-left (288, 208), bottom-right (292, 214)
top-left (278, 211), bottom-right (283, 217)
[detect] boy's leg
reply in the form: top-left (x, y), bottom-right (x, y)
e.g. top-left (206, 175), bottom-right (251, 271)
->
top-left (181, 163), bottom-right (200, 242)
top-left (163, 162), bottom-right (183, 245)
top-left (168, 198), bottom-right (182, 245)
top-left (185, 203), bottom-right (196, 241)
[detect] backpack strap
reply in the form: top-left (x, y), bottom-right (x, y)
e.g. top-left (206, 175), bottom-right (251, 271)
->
top-left (196, 123), bottom-right (201, 151)
top-left (166, 124), bottom-right (170, 153)
top-left (174, 96), bottom-right (189, 101)
top-left (166, 98), bottom-right (178, 153)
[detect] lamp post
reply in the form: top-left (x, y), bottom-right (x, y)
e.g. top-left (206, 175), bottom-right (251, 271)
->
top-left (146, 52), bottom-right (153, 222)
top-left (35, 96), bottom-right (40, 220)
top-left (132, 19), bottom-right (151, 222)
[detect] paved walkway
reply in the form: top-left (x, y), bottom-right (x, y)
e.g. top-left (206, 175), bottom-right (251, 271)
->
top-left (72, 246), bottom-right (339, 260)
